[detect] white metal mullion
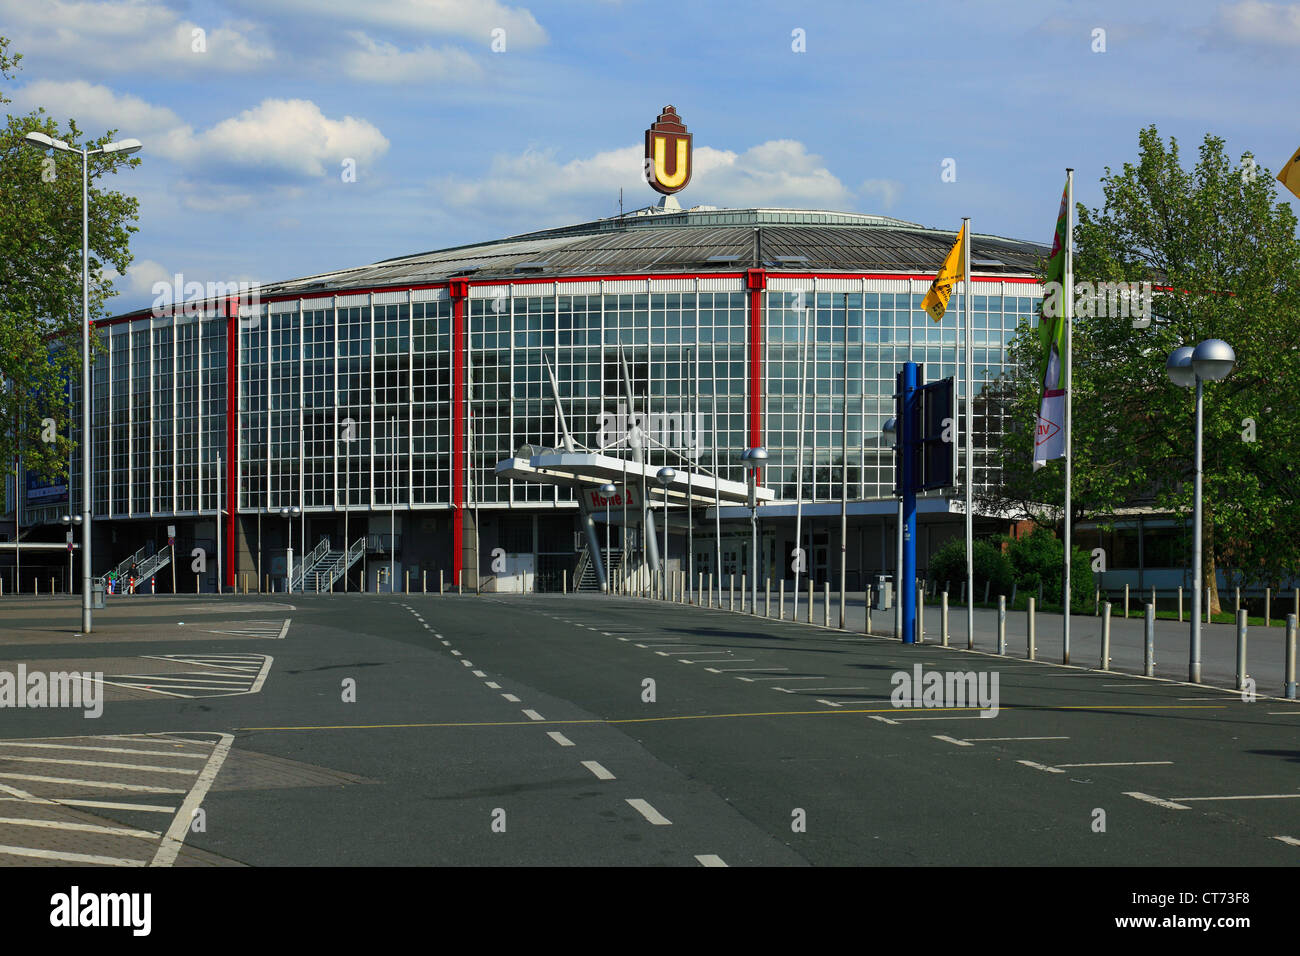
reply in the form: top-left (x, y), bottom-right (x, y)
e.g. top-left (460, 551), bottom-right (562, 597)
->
top-left (508, 287), bottom-right (516, 506)
top-left (264, 316), bottom-right (271, 513)
top-left (196, 315), bottom-right (203, 513)
top-left (368, 295), bottom-right (375, 512)
top-left (332, 304), bottom-right (339, 512)
top-left (297, 299), bottom-right (305, 517)
top-left (148, 322), bottom-right (154, 515)
top-left (171, 319), bottom-right (178, 514)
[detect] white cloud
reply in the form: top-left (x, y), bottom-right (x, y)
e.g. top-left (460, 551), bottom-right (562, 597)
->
top-left (13, 82), bottom-right (389, 180)
top-left (343, 32), bottom-right (484, 82)
top-left (0, 0), bottom-right (273, 73)
top-left (106, 258), bottom-right (171, 299)
top-left (436, 139), bottom-right (852, 216)
top-left (1213, 1), bottom-right (1300, 47)
top-left (249, 0), bottom-right (547, 48)
top-left (860, 178), bottom-right (903, 211)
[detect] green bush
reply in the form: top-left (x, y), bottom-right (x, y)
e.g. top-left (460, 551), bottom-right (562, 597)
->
top-left (927, 536), bottom-right (1015, 599)
top-left (1002, 527), bottom-right (1094, 608)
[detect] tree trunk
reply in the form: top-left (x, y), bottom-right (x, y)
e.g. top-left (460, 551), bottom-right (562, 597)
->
top-left (1204, 500), bottom-right (1222, 617)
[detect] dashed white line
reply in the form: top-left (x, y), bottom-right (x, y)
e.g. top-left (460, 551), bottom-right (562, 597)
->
top-left (625, 798), bottom-right (671, 825)
top-left (0, 845), bottom-right (146, 866)
top-left (501, 693), bottom-right (521, 702)
top-left (695, 854), bottom-right (728, 867)
top-left (522, 709), bottom-right (545, 721)
top-left (1018, 760), bottom-right (1065, 774)
top-left (1125, 792), bottom-right (1191, 810)
top-left (547, 732), bottom-right (574, 747)
top-left (1057, 761), bottom-right (1173, 768)
top-left (581, 760), bottom-right (615, 780)
top-left (934, 735), bottom-right (974, 747)
top-left (0, 817), bottom-right (159, 839)
top-left (450, 650), bottom-right (462, 657)
top-left (1171, 793), bottom-right (1300, 802)
top-left (868, 715), bottom-right (899, 725)
top-left (472, 670), bottom-right (486, 677)
top-left (1272, 835), bottom-right (1300, 847)
top-left (485, 681), bottom-right (500, 689)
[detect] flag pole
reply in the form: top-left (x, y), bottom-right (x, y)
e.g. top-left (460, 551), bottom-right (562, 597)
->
top-left (963, 218), bottom-right (974, 651)
top-left (1062, 168), bottom-right (1074, 663)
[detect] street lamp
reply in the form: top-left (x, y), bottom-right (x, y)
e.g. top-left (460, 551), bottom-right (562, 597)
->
top-left (742, 446), bottom-right (768, 614)
top-left (657, 467), bottom-right (676, 600)
top-left (280, 505), bottom-right (301, 593)
top-left (23, 130), bottom-right (142, 633)
top-left (61, 514), bottom-right (82, 595)
top-left (882, 418), bottom-right (902, 640)
top-left (599, 483), bottom-right (616, 595)
top-left (1167, 338), bottom-right (1236, 684)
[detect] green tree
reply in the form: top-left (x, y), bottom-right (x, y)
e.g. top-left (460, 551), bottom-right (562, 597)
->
top-left (982, 126), bottom-right (1300, 613)
top-left (927, 536), bottom-right (1015, 600)
top-left (0, 36), bottom-right (141, 496)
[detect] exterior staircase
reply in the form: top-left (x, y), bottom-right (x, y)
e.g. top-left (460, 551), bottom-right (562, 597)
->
top-left (300, 537), bottom-right (365, 593)
top-left (576, 549), bottom-right (623, 592)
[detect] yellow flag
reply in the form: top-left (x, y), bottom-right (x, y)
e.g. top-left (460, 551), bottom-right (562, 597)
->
top-left (921, 224), bottom-right (966, 322)
top-left (1277, 144), bottom-right (1300, 200)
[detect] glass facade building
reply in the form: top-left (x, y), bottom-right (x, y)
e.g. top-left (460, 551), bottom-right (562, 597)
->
top-left (21, 207), bottom-right (1050, 592)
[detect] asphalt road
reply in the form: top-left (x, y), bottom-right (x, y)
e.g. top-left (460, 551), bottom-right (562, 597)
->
top-left (1, 592), bottom-right (1297, 867)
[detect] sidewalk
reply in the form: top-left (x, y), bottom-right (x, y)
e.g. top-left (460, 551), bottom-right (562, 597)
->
top-left (628, 586), bottom-right (1299, 700)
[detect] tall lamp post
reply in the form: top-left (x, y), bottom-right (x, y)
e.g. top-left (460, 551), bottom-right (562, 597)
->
top-left (742, 446), bottom-right (768, 614)
top-left (23, 130), bottom-right (142, 633)
top-left (61, 514), bottom-right (82, 594)
top-left (657, 467), bottom-right (675, 600)
top-left (882, 418), bottom-right (902, 640)
top-left (1167, 339), bottom-right (1236, 684)
top-left (599, 483), bottom-right (616, 594)
top-left (280, 505), bottom-right (301, 593)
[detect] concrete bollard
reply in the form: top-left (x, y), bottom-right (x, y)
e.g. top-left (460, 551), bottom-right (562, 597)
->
top-left (439, 570), bottom-right (444, 595)
top-left (1178, 586), bottom-right (1183, 623)
top-left (422, 570), bottom-right (426, 594)
top-left (765, 579), bottom-right (771, 618)
top-left (698, 572), bottom-right (704, 606)
top-left (1205, 586), bottom-right (1211, 624)
top-left (807, 579), bottom-right (814, 624)
top-left (1124, 584), bottom-right (1129, 619)
top-left (562, 570), bottom-right (566, 595)
top-left (779, 579), bottom-right (785, 621)
top-left (729, 576), bottom-right (735, 612)
top-left (824, 581), bottom-right (830, 628)
top-left (1285, 614), bottom-right (1296, 699)
top-left (1236, 609), bottom-right (1248, 691)
top-left (942, 591), bottom-right (950, 647)
top-left (1265, 587), bottom-right (1271, 628)
top-left (865, 586), bottom-right (872, 635)
top-left (1101, 603), bottom-right (1112, 670)
top-left (997, 594), bottom-right (1006, 655)
top-left (405, 570), bottom-right (410, 594)
top-left (1027, 597), bottom-right (1036, 660)
top-left (707, 573), bottom-right (713, 609)
top-left (1144, 603), bottom-right (1155, 677)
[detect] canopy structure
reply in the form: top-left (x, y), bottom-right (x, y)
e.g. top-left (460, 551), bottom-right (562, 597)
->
top-left (495, 451), bottom-right (774, 508)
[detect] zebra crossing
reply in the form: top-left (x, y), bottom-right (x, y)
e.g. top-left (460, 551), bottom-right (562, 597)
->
top-left (97, 654), bottom-right (273, 699)
top-left (0, 733), bottom-right (232, 867)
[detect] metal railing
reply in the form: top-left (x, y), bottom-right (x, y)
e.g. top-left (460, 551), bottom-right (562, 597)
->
top-left (289, 538), bottom-right (331, 592)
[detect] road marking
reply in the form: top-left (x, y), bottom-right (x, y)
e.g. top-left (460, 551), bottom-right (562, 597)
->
top-left (461, 660), bottom-right (474, 667)
top-left (1171, 793), bottom-right (1300, 802)
top-left (0, 742), bottom-right (207, 759)
top-left (485, 681), bottom-right (501, 689)
top-left (747, 676), bottom-right (825, 682)
top-left (441, 641), bottom-right (450, 646)
top-left (965, 737), bottom-right (1070, 742)
top-left (501, 694), bottom-right (521, 702)
top-left (695, 854), bottom-right (728, 867)
top-left (868, 715), bottom-right (899, 725)
top-left (618, 638), bottom-right (630, 642)
top-left (0, 796), bottom-right (175, 813)
top-left (0, 817), bottom-right (160, 839)
top-left (893, 715), bottom-right (989, 722)
top-left (626, 798), bottom-right (671, 825)
top-left (1057, 761), bottom-right (1173, 768)
top-left (712, 666), bottom-right (780, 672)
top-left (547, 732), bottom-right (574, 747)
top-left (581, 760), bottom-right (615, 780)
top-left (1273, 836), bottom-right (1300, 847)
top-left (655, 652), bottom-right (671, 657)
top-left (434, 634), bottom-right (443, 639)
top-left (451, 650), bottom-right (462, 656)
top-left (786, 686), bottom-right (869, 692)
top-left (934, 735), bottom-right (974, 747)
top-left (277, 619), bottom-right (292, 640)
top-left (816, 699), bottom-right (842, 707)
top-left (1265, 711), bottom-right (1300, 715)
top-left (522, 709), bottom-right (544, 721)
top-left (634, 644), bottom-right (647, 648)
top-left (149, 732), bottom-right (232, 867)
top-left (0, 773), bottom-right (184, 793)
top-left (473, 670), bottom-right (486, 677)
top-left (1018, 760), bottom-right (1065, 774)
top-left (0, 845), bottom-right (145, 866)
top-left (0, 756), bottom-right (199, 775)
top-left (1125, 792), bottom-right (1191, 810)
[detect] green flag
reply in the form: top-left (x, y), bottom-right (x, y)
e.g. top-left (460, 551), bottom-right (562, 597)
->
top-left (1034, 180), bottom-right (1070, 466)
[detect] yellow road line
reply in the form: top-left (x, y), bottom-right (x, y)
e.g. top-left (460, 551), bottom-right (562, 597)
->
top-left (239, 703), bottom-right (1227, 732)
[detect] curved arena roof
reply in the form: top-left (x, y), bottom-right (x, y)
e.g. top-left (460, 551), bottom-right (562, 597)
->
top-left (255, 205), bottom-right (1051, 299)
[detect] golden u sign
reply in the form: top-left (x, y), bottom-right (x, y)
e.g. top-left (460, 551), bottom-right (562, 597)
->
top-left (644, 105), bottom-right (692, 195)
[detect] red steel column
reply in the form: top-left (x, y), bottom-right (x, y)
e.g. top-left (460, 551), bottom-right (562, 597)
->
top-left (746, 269), bottom-right (766, 482)
top-left (224, 298), bottom-right (239, 589)
top-left (449, 280), bottom-right (469, 583)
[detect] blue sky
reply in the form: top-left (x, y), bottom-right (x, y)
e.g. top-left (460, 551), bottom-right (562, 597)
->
top-left (4, 0), bottom-right (1297, 314)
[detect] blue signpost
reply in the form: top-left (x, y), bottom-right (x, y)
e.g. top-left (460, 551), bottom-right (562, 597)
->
top-left (895, 361), bottom-right (957, 645)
